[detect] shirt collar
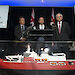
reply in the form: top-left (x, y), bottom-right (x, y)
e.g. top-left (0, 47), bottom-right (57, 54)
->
top-left (57, 21), bottom-right (62, 24)
top-left (20, 24), bottom-right (24, 27)
top-left (39, 24), bottom-right (44, 26)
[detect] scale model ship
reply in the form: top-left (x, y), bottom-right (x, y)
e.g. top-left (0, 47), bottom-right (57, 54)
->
top-left (0, 45), bottom-right (75, 70)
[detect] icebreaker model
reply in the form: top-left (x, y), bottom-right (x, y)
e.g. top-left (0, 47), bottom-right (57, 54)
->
top-left (0, 46), bottom-right (75, 70)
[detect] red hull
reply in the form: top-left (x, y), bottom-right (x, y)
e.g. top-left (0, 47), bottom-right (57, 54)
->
top-left (0, 58), bottom-right (75, 70)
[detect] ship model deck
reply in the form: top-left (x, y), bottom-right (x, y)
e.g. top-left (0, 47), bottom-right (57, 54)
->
top-left (0, 51), bottom-right (75, 70)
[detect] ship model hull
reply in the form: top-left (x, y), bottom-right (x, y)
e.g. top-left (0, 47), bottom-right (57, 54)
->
top-left (0, 57), bottom-right (75, 75)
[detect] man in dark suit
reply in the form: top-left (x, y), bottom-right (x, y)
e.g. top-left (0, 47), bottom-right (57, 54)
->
top-left (33, 17), bottom-right (50, 40)
top-left (33, 17), bottom-right (50, 55)
top-left (50, 13), bottom-right (70, 55)
top-left (15, 16), bottom-right (27, 41)
top-left (51, 13), bottom-right (71, 41)
top-left (33, 17), bottom-right (49, 30)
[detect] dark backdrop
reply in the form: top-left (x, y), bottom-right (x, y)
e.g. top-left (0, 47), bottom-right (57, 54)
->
top-left (0, 7), bottom-right (74, 40)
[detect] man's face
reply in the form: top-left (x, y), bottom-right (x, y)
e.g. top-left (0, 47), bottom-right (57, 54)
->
top-left (56, 14), bottom-right (63, 21)
top-left (38, 17), bottom-right (44, 24)
top-left (19, 18), bottom-right (25, 25)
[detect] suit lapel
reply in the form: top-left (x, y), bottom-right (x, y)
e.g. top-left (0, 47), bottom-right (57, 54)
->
top-left (55, 22), bottom-right (59, 34)
top-left (61, 21), bottom-right (63, 34)
top-left (56, 21), bottom-right (63, 34)
top-left (19, 25), bottom-right (22, 32)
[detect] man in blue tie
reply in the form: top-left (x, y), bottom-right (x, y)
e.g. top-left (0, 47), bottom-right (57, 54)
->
top-left (15, 16), bottom-right (27, 41)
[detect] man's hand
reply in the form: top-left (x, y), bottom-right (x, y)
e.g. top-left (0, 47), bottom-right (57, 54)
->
top-left (20, 37), bottom-right (26, 41)
top-left (52, 42), bottom-right (55, 46)
top-left (50, 22), bottom-right (54, 26)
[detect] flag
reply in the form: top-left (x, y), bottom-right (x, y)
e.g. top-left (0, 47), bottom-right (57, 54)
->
top-left (30, 8), bottom-right (35, 26)
top-left (51, 8), bottom-right (55, 23)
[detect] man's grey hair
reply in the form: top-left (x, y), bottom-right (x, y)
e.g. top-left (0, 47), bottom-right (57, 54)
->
top-left (56, 13), bottom-right (63, 17)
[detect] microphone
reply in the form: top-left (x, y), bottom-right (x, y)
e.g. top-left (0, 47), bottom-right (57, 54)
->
top-left (24, 25), bottom-right (34, 35)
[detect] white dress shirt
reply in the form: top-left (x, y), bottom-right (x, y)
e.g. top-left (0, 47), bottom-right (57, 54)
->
top-left (20, 24), bottom-right (25, 39)
top-left (39, 24), bottom-right (45, 30)
top-left (57, 21), bottom-right (62, 31)
top-left (20, 24), bottom-right (25, 31)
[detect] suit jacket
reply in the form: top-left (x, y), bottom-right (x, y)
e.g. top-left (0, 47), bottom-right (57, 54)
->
top-left (14, 25), bottom-right (27, 40)
top-left (53, 21), bottom-right (71, 41)
top-left (34, 23), bottom-right (50, 29)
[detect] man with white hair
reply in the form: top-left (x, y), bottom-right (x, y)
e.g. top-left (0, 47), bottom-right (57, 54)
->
top-left (52, 13), bottom-right (71, 40)
top-left (50, 13), bottom-right (71, 55)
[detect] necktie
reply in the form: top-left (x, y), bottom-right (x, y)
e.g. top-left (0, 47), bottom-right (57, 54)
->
top-left (41, 25), bottom-right (43, 29)
top-left (21, 25), bottom-right (24, 37)
top-left (59, 21), bottom-right (61, 34)
top-left (40, 24), bottom-right (44, 30)
top-left (22, 25), bottom-right (23, 31)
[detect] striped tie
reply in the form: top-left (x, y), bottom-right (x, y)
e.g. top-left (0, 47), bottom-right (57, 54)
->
top-left (59, 21), bottom-right (61, 34)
